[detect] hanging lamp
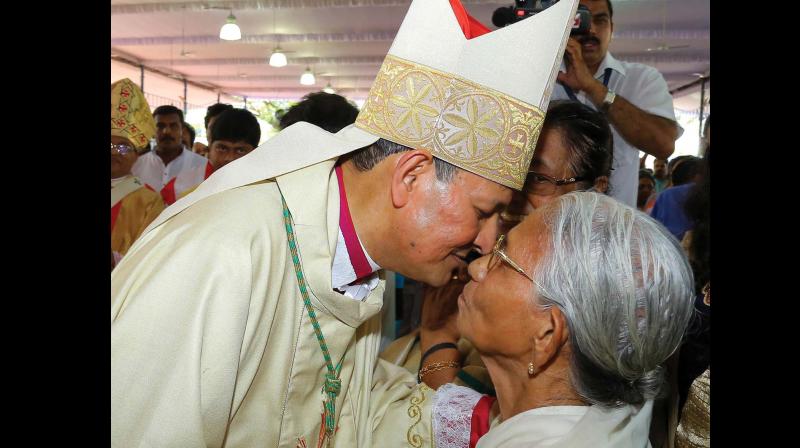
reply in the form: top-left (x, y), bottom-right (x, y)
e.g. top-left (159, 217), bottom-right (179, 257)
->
top-left (219, 11), bottom-right (242, 41)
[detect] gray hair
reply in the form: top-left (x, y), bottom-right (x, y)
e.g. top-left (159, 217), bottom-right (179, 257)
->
top-left (347, 138), bottom-right (460, 183)
top-left (532, 192), bottom-right (694, 407)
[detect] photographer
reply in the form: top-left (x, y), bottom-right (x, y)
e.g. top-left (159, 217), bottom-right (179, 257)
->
top-left (551, 0), bottom-right (681, 207)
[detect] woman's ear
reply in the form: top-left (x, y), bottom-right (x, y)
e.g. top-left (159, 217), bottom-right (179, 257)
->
top-left (532, 306), bottom-right (570, 368)
top-left (390, 149), bottom-right (435, 208)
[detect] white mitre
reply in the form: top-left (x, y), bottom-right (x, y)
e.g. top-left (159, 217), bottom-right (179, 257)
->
top-left (356, 0), bottom-right (579, 189)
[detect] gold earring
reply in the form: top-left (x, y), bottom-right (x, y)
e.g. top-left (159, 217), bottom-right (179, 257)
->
top-left (528, 362), bottom-right (536, 376)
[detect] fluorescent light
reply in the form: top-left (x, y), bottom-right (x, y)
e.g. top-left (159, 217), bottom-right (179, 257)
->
top-left (300, 67), bottom-right (316, 85)
top-left (219, 12), bottom-right (242, 41)
top-left (269, 48), bottom-right (287, 67)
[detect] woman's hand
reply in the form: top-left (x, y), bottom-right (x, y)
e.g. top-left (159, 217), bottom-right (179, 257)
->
top-left (420, 277), bottom-right (466, 344)
top-left (419, 277), bottom-right (468, 389)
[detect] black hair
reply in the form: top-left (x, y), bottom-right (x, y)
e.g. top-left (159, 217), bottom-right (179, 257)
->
top-left (544, 100), bottom-right (614, 192)
top-left (639, 169), bottom-right (655, 184)
top-left (205, 103), bottom-right (234, 130)
top-left (671, 156), bottom-right (701, 186)
top-left (209, 108), bottom-right (261, 148)
top-left (152, 105), bottom-right (184, 122)
top-left (344, 138), bottom-right (458, 183)
top-left (279, 92), bottom-right (360, 133)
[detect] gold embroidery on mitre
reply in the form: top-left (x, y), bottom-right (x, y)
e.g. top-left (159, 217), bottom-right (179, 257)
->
top-left (356, 55), bottom-right (544, 190)
top-left (111, 79), bottom-right (156, 150)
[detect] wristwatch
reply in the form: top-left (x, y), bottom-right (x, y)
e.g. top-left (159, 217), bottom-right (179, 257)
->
top-left (601, 89), bottom-right (616, 113)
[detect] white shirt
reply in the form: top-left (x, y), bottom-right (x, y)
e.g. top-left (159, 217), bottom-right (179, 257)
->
top-left (476, 399), bottom-right (654, 448)
top-left (132, 148), bottom-right (209, 196)
top-left (550, 52), bottom-right (682, 207)
top-left (331, 227), bottom-right (381, 301)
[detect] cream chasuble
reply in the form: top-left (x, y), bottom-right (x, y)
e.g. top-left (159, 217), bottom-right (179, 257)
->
top-left (112, 158), bottom-right (396, 447)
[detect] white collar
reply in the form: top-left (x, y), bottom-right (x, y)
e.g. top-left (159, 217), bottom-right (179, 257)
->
top-left (595, 51), bottom-right (626, 77)
top-left (331, 227), bottom-right (381, 301)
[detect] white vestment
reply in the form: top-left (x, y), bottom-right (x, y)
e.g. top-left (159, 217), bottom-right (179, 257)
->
top-left (112, 123), bottom-right (414, 447)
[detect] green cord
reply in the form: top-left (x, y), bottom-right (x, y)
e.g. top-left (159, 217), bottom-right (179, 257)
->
top-left (281, 193), bottom-right (342, 444)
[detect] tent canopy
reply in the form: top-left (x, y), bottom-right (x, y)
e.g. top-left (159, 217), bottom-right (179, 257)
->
top-left (111, 0), bottom-right (710, 104)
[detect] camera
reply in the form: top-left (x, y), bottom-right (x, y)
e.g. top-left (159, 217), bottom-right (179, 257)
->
top-left (492, 0), bottom-right (591, 36)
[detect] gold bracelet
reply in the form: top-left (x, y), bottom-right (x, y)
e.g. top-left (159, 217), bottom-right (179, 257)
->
top-left (418, 361), bottom-right (460, 382)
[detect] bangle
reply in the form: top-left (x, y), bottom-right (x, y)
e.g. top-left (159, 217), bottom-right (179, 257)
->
top-left (418, 361), bottom-right (460, 383)
top-left (419, 342), bottom-right (459, 368)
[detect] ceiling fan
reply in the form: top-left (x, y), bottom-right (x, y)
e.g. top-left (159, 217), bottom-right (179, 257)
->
top-left (166, 41), bottom-right (186, 80)
top-left (645, 0), bottom-right (690, 52)
top-left (166, 6), bottom-right (193, 79)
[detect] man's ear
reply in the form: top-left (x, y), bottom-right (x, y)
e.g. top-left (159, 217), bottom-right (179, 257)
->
top-left (390, 149), bottom-right (436, 208)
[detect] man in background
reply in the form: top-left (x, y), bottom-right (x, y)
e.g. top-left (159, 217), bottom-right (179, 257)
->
top-left (653, 157), bottom-right (670, 193)
top-left (206, 108), bottom-right (261, 171)
top-left (551, 0), bottom-right (681, 207)
top-left (132, 105), bottom-right (212, 205)
top-left (182, 121), bottom-right (196, 151)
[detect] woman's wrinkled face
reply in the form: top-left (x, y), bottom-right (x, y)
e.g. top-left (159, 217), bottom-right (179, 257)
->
top-left (457, 211), bottom-right (550, 358)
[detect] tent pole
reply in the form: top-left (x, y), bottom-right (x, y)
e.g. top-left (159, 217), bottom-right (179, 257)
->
top-left (699, 78), bottom-right (706, 139)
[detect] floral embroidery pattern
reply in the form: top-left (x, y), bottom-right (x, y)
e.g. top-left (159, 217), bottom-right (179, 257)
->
top-left (389, 75), bottom-right (441, 139)
top-left (356, 54), bottom-right (544, 190)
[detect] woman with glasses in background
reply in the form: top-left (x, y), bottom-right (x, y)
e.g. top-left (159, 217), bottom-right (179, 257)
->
top-left (500, 100), bottom-right (613, 228)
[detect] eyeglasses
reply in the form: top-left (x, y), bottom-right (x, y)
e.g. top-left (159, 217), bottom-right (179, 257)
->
top-left (111, 143), bottom-right (137, 155)
top-left (486, 234), bottom-right (533, 282)
top-left (523, 171), bottom-right (585, 196)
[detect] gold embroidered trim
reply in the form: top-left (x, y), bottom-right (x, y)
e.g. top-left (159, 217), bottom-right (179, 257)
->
top-left (406, 385), bottom-right (427, 447)
top-left (355, 54), bottom-right (544, 190)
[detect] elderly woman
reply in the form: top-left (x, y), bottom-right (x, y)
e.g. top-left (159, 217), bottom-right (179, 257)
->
top-left (371, 192), bottom-right (695, 447)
